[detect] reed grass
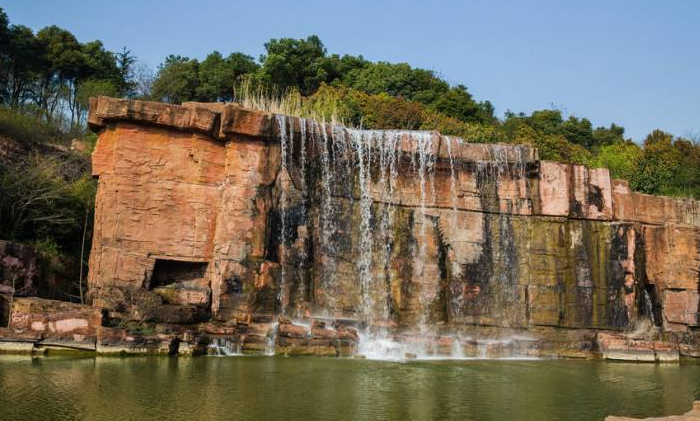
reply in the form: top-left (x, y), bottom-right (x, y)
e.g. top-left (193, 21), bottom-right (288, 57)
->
top-left (232, 77), bottom-right (347, 126)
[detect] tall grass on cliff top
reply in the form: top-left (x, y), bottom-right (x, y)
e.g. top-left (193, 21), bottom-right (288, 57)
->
top-left (233, 77), bottom-right (346, 126)
top-left (232, 76), bottom-right (503, 144)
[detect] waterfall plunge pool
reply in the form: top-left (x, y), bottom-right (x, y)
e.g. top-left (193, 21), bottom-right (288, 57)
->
top-left (1, 355), bottom-right (699, 420)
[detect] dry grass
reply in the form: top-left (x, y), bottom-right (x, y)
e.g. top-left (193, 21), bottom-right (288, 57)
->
top-left (232, 77), bottom-right (346, 126)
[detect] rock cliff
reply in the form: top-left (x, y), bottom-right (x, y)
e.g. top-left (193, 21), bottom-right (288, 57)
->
top-left (5, 96), bottom-right (699, 359)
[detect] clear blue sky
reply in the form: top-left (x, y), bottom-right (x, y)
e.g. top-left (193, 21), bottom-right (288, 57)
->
top-left (4, 0), bottom-right (699, 142)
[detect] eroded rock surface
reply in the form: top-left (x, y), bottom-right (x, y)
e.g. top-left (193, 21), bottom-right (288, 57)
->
top-left (7, 96), bottom-right (699, 358)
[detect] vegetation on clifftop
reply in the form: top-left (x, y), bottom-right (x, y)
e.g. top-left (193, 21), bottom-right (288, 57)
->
top-left (143, 34), bottom-right (700, 198)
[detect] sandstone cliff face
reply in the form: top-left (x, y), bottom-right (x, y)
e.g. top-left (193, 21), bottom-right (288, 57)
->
top-left (79, 96), bottom-right (700, 356)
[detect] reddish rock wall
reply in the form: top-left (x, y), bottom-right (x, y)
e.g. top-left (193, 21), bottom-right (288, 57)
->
top-left (71, 96), bottom-right (700, 357)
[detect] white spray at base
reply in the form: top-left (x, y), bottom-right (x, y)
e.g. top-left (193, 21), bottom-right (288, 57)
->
top-left (356, 331), bottom-right (540, 362)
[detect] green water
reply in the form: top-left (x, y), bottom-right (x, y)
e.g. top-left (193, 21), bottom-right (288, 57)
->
top-left (0, 356), bottom-right (699, 420)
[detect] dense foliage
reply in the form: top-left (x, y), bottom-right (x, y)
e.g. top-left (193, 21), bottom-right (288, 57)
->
top-left (0, 7), bottom-right (699, 298)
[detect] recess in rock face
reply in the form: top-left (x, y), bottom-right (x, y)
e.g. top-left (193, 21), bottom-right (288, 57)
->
top-left (4, 96), bottom-right (699, 361)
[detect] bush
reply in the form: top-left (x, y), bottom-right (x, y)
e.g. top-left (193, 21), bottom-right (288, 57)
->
top-left (0, 106), bottom-right (61, 145)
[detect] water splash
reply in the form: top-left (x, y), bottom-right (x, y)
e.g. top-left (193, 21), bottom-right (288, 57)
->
top-left (265, 322), bottom-right (280, 356)
top-left (207, 337), bottom-right (242, 356)
top-left (357, 332), bottom-right (537, 361)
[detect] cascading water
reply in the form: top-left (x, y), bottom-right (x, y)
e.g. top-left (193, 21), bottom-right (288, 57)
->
top-left (643, 289), bottom-right (656, 325)
top-left (208, 337), bottom-right (242, 356)
top-left (377, 132), bottom-right (400, 323)
top-left (275, 115), bottom-right (289, 314)
top-left (413, 132), bottom-right (437, 331)
top-left (295, 118), bottom-right (308, 317)
top-left (318, 120), bottom-right (338, 314)
top-left (445, 136), bottom-right (459, 214)
top-left (348, 129), bottom-right (375, 324)
top-left (265, 322), bottom-right (279, 356)
top-left (268, 116), bottom-right (537, 361)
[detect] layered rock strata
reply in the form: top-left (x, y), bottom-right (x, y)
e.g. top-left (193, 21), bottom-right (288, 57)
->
top-left (5, 96), bottom-right (700, 358)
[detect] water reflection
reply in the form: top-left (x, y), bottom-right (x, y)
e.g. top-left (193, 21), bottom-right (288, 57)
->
top-left (1, 356), bottom-right (699, 420)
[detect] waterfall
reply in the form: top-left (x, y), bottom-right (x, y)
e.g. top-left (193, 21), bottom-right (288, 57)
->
top-left (207, 337), bottom-right (242, 356)
top-left (445, 136), bottom-right (459, 214)
top-left (414, 132), bottom-right (436, 330)
top-left (275, 115), bottom-right (289, 313)
top-left (299, 118), bottom-right (307, 191)
top-left (268, 114), bottom-right (540, 360)
top-left (451, 336), bottom-right (465, 359)
top-left (477, 340), bottom-right (488, 359)
top-left (643, 289), bottom-right (656, 325)
top-left (296, 118), bottom-right (308, 316)
top-left (265, 322), bottom-right (279, 356)
top-left (348, 129), bottom-right (374, 323)
top-left (377, 132), bottom-right (400, 323)
top-left (318, 121), bottom-right (338, 314)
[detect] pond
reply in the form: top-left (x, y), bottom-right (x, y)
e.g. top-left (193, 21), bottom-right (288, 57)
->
top-left (1, 355), bottom-right (699, 420)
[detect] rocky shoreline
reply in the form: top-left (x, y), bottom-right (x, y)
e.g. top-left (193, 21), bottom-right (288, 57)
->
top-left (0, 297), bottom-right (696, 361)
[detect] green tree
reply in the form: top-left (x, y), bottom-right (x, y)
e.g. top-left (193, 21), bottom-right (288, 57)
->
top-left (431, 85), bottom-right (481, 123)
top-left (0, 7), bottom-right (10, 103)
top-left (633, 130), bottom-right (682, 195)
top-left (1, 24), bottom-right (41, 107)
top-left (151, 55), bottom-right (200, 104)
top-left (321, 53), bottom-right (367, 85)
top-left (35, 25), bottom-right (83, 120)
top-left (668, 137), bottom-right (700, 197)
top-left (343, 61), bottom-right (449, 104)
top-left (259, 35), bottom-right (328, 95)
top-left (197, 51), bottom-right (258, 101)
top-left (115, 47), bottom-right (137, 97)
top-left (526, 109), bottom-right (563, 135)
top-left (589, 140), bottom-right (642, 181)
top-left (562, 116), bottom-right (593, 148)
top-left (592, 123), bottom-right (625, 148)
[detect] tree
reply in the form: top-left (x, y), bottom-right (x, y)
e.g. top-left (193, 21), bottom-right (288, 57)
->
top-left (259, 35), bottom-right (328, 95)
top-left (592, 123), bottom-right (625, 148)
top-left (321, 53), bottom-right (367, 85)
top-left (130, 61), bottom-right (154, 100)
top-left (35, 25), bottom-right (82, 121)
top-left (668, 137), bottom-right (700, 197)
top-left (115, 47), bottom-right (137, 97)
top-left (0, 23), bottom-right (46, 109)
top-left (343, 61), bottom-right (449, 103)
top-left (589, 140), bottom-right (642, 181)
top-left (526, 109), bottom-right (563, 135)
top-left (71, 40), bottom-right (121, 127)
top-left (196, 51), bottom-right (258, 102)
top-left (76, 79), bottom-right (118, 113)
top-left (0, 7), bottom-right (10, 103)
top-left (633, 130), bottom-right (682, 195)
top-left (562, 116), bottom-right (593, 148)
top-left (151, 55), bottom-right (199, 104)
top-left (431, 85), bottom-right (481, 123)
